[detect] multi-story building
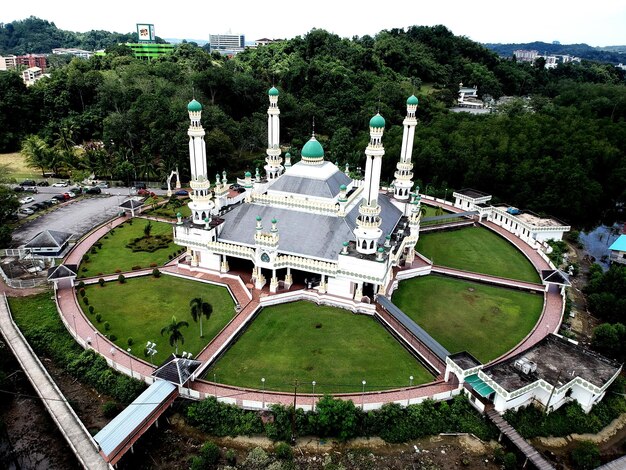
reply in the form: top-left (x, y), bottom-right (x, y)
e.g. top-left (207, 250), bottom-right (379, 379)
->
top-left (123, 43), bottom-right (175, 61)
top-left (513, 49), bottom-right (539, 62)
top-left (0, 54), bottom-right (47, 72)
top-left (209, 34), bottom-right (245, 54)
top-left (52, 48), bottom-right (93, 59)
top-left (22, 67), bottom-right (44, 86)
top-left (0, 55), bottom-right (17, 71)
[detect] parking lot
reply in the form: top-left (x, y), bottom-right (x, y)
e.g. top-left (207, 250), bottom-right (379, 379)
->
top-left (10, 185), bottom-right (168, 246)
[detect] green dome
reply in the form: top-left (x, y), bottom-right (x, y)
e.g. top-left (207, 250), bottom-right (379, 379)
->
top-left (342, 241), bottom-right (349, 247)
top-left (256, 216), bottom-right (262, 221)
top-left (176, 212), bottom-right (182, 217)
top-left (378, 247), bottom-right (385, 252)
top-left (339, 184), bottom-right (347, 191)
top-left (301, 136), bottom-right (324, 159)
top-left (268, 86), bottom-right (279, 96)
top-left (187, 99), bottom-right (202, 112)
top-left (271, 218), bottom-right (277, 224)
top-left (369, 113), bottom-right (385, 128)
top-left (245, 171), bottom-right (252, 178)
top-left (285, 152), bottom-right (291, 158)
top-left (407, 95), bottom-right (419, 105)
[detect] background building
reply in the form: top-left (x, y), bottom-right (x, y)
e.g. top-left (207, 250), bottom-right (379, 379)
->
top-left (123, 43), bottom-right (175, 61)
top-left (209, 33), bottom-right (245, 54)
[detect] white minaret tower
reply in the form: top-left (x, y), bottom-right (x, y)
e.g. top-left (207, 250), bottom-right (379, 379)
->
top-left (186, 98), bottom-right (214, 225)
top-left (394, 95), bottom-right (418, 200)
top-left (264, 86), bottom-right (283, 180)
top-left (354, 113), bottom-right (386, 254)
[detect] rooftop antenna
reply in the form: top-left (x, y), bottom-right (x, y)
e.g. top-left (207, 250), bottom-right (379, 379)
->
top-left (312, 117), bottom-right (315, 137)
top-left (192, 86), bottom-right (196, 100)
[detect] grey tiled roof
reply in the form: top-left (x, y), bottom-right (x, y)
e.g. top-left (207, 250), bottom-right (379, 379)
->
top-left (47, 264), bottom-right (77, 280)
top-left (218, 194), bottom-right (403, 261)
top-left (269, 171), bottom-right (351, 199)
top-left (25, 230), bottom-right (73, 248)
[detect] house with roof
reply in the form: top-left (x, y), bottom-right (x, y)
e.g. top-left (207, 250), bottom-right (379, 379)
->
top-left (445, 334), bottom-right (622, 414)
top-left (173, 89), bottom-right (427, 307)
top-left (22, 230), bottom-right (74, 259)
top-left (609, 234), bottom-right (626, 265)
top-left (47, 264), bottom-right (78, 289)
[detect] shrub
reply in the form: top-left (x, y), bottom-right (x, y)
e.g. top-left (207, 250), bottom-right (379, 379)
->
top-left (118, 274), bottom-right (126, 284)
top-left (95, 313), bottom-right (102, 323)
top-left (79, 288), bottom-right (86, 297)
top-left (109, 334), bottom-right (117, 342)
top-left (82, 254), bottom-right (89, 262)
top-left (131, 265), bottom-right (141, 270)
top-left (81, 267), bottom-right (88, 272)
top-left (82, 296), bottom-right (89, 305)
top-left (95, 242), bottom-right (102, 249)
top-left (244, 447), bottom-right (269, 468)
top-left (150, 262), bottom-right (157, 267)
top-left (127, 337), bottom-right (134, 347)
top-left (274, 442), bottom-right (293, 460)
top-left (200, 441), bottom-right (220, 465)
top-left (98, 278), bottom-right (105, 287)
top-left (168, 254), bottom-right (173, 260)
top-left (225, 449), bottom-right (236, 465)
top-left (77, 281), bottom-right (85, 289)
top-left (571, 441), bottom-right (601, 470)
top-left (88, 305), bottom-right (95, 315)
top-left (115, 269), bottom-right (121, 273)
top-left (104, 321), bottom-right (110, 331)
top-left (90, 247), bottom-right (97, 254)
top-left (102, 401), bottom-right (120, 418)
top-left (152, 268), bottom-right (161, 278)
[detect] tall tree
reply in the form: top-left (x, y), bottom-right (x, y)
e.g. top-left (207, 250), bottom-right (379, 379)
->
top-left (190, 297), bottom-right (212, 338)
top-left (160, 316), bottom-right (189, 354)
top-left (21, 135), bottom-right (50, 176)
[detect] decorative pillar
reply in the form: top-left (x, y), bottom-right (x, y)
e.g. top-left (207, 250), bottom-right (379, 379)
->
top-left (318, 274), bottom-right (327, 294)
top-left (220, 255), bottom-right (229, 273)
top-left (355, 282), bottom-right (363, 301)
top-left (191, 250), bottom-right (198, 267)
top-left (284, 267), bottom-right (293, 289)
top-left (270, 269), bottom-right (279, 293)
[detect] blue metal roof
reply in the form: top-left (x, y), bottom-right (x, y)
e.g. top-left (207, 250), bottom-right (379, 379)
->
top-left (378, 296), bottom-right (450, 361)
top-left (94, 380), bottom-right (176, 458)
top-left (609, 234), bottom-right (626, 252)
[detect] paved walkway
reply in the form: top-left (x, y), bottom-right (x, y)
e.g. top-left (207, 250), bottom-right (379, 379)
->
top-left (0, 295), bottom-right (110, 470)
top-left (65, 216), bottom-right (128, 265)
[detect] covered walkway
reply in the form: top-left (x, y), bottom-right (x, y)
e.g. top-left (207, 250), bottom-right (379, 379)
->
top-left (0, 294), bottom-right (110, 470)
top-left (431, 265), bottom-right (545, 292)
top-left (486, 409), bottom-right (555, 470)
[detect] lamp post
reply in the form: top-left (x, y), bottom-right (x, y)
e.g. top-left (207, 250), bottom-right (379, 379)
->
top-left (261, 377), bottom-right (266, 409)
top-left (146, 341), bottom-right (157, 365)
top-left (127, 348), bottom-right (134, 378)
top-left (312, 381), bottom-right (316, 412)
top-left (214, 373), bottom-right (217, 398)
top-left (444, 188), bottom-right (448, 203)
top-left (71, 313), bottom-right (77, 338)
top-left (409, 375), bottom-right (414, 387)
top-left (361, 380), bottom-right (367, 409)
top-left (94, 331), bottom-right (100, 352)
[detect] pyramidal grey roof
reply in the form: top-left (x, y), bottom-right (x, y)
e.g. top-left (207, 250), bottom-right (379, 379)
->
top-left (120, 199), bottom-right (144, 209)
top-left (269, 165), bottom-right (351, 199)
top-left (218, 194), bottom-right (402, 261)
top-left (47, 264), bottom-right (77, 280)
top-left (24, 230), bottom-right (73, 248)
top-left (152, 354), bottom-right (202, 385)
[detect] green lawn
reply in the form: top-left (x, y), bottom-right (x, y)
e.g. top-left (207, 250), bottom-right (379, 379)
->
top-left (145, 200), bottom-right (191, 220)
top-left (392, 276), bottom-right (543, 363)
top-left (416, 226), bottom-right (540, 283)
top-left (206, 301), bottom-right (434, 393)
top-left (83, 275), bottom-right (235, 364)
top-left (79, 219), bottom-right (182, 276)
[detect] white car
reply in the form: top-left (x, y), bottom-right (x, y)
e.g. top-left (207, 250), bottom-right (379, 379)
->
top-left (95, 182), bottom-right (109, 188)
top-left (66, 191), bottom-right (76, 198)
top-left (19, 196), bottom-right (34, 204)
top-left (52, 181), bottom-right (68, 187)
top-left (47, 198), bottom-right (59, 205)
top-left (19, 208), bottom-right (34, 215)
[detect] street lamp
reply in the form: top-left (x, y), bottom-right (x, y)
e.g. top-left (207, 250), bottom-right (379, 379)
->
top-left (146, 341), bottom-right (157, 365)
top-left (444, 188), bottom-right (448, 202)
top-left (94, 331), bottom-right (100, 352)
top-left (127, 348), bottom-right (134, 378)
top-left (312, 381), bottom-right (317, 412)
top-left (409, 375), bottom-right (414, 387)
top-left (361, 380), bottom-right (367, 409)
top-left (261, 377), bottom-right (266, 409)
top-left (214, 373), bottom-right (217, 398)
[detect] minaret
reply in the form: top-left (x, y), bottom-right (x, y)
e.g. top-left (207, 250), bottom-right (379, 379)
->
top-left (264, 86), bottom-right (283, 180)
top-left (186, 98), bottom-right (214, 224)
top-left (353, 113), bottom-right (386, 254)
top-left (393, 95), bottom-right (418, 200)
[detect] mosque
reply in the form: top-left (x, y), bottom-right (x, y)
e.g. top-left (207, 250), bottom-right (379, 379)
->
top-left (173, 88), bottom-right (424, 304)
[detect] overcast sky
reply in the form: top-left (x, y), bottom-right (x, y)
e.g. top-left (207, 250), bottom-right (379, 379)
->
top-left (3, 0), bottom-right (626, 46)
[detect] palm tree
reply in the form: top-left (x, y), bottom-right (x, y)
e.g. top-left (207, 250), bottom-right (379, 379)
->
top-left (160, 316), bottom-right (189, 354)
top-left (190, 297), bottom-right (213, 338)
top-left (21, 135), bottom-right (50, 176)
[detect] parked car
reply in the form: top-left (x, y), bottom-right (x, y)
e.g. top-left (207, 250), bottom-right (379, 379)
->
top-left (31, 202), bottom-right (46, 210)
top-left (174, 189), bottom-right (189, 196)
top-left (65, 191), bottom-right (76, 198)
top-left (53, 194), bottom-right (68, 201)
top-left (19, 196), bottom-right (34, 204)
top-left (13, 186), bottom-right (24, 192)
top-left (27, 204), bottom-right (40, 212)
top-left (52, 181), bottom-right (69, 187)
top-left (85, 187), bottom-right (101, 195)
top-left (69, 187), bottom-right (82, 194)
top-left (19, 208), bottom-right (34, 215)
top-left (95, 182), bottom-right (109, 188)
top-left (37, 181), bottom-right (50, 186)
top-left (39, 200), bottom-right (52, 208)
top-left (46, 198), bottom-right (59, 205)
top-left (20, 180), bottom-right (36, 186)
top-left (133, 182), bottom-right (147, 190)
top-left (23, 186), bottom-right (38, 193)
top-left (160, 183), bottom-right (169, 190)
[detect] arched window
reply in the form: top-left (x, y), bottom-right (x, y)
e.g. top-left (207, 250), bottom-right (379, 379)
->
top-left (362, 239), bottom-right (367, 249)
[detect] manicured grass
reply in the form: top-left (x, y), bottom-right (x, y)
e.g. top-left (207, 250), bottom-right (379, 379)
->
top-left (416, 226), bottom-right (540, 283)
top-left (79, 219), bottom-right (182, 276)
top-left (206, 301), bottom-right (434, 393)
top-left (392, 276), bottom-right (543, 363)
top-left (83, 275), bottom-right (235, 364)
top-left (145, 200), bottom-right (191, 220)
top-left (0, 152), bottom-right (36, 181)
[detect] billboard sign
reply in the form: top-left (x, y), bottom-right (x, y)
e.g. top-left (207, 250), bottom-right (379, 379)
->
top-left (137, 24), bottom-right (155, 43)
